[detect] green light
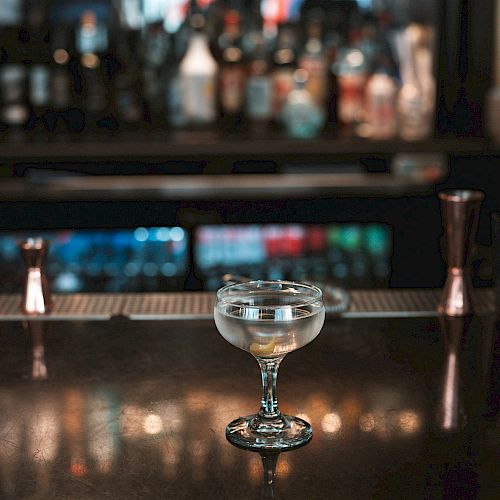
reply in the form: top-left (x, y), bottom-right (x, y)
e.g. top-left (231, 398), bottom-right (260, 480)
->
top-left (339, 226), bottom-right (362, 252)
top-left (327, 226), bottom-right (342, 247)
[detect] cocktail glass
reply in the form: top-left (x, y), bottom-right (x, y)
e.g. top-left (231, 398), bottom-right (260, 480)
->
top-left (214, 280), bottom-right (325, 450)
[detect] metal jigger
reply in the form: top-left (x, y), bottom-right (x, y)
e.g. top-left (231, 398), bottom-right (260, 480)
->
top-left (20, 237), bottom-right (52, 315)
top-left (437, 190), bottom-right (484, 316)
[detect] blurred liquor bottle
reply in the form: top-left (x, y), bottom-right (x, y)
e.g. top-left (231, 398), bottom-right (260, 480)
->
top-left (334, 27), bottom-right (369, 133)
top-left (395, 23), bottom-right (435, 141)
top-left (75, 9), bottom-right (117, 133)
top-left (0, 0), bottom-right (30, 137)
top-left (298, 9), bottom-right (327, 110)
top-left (364, 46), bottom-right (398, 140)
top-left (46, 26), bottom-right (85, 135)
top-left (165, 36), bottom-right (187, 130)
top-left (179, 11), bottom-right (218, 127)
top-left (245, 30), bottom-right (272, 131)
top-left (271, 23), bottom-right (298, 124)
top-left (217, 9), bottom-right (246, 130)
top-left (23, 0), bottom-right (51, 138)
top-left (281, 69), bottom-right (325, 138)
top-left (141, 20), bottom-right (170, 129)
top-left (111, 18), bottom-right (145, 131)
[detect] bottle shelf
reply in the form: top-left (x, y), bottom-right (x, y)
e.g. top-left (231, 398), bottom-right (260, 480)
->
top-left (1, 132), bottom-right (496, 201)
top-left (0, 132), bottom-right (495, 161)
top-left (0, 171), bottom-right (441, 201)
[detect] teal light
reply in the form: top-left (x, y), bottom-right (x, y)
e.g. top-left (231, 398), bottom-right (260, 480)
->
top-left (365, 225), bottom-right (389, 256)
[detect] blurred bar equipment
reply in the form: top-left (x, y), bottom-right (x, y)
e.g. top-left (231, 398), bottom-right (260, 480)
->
top-left (19, 237), bottom-right (51, 380)
top-left (19, 238), bottom-right (52, 315)
top-left (437, 190), bottom-right (484, 316)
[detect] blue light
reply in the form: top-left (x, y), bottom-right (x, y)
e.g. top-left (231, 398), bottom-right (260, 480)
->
top-left (161, 262), bottom-right (178, 277)
top-left (134, 227), bottom-right (149, 242)
top-left (356, 0), bottom-right (373, 10)
top-left (170, 227), bottom-right (184, 242)
top-left (155, 227), bottom-right (170, 242)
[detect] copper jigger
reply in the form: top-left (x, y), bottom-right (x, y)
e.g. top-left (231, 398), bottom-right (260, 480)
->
top-left (19, 237), bottom-right (52, 315)
top-left (437, 190), bottom-right (484, 316)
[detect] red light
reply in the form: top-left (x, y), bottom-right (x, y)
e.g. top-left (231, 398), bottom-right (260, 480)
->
top-left (70, 460), bottom-right (87, 477)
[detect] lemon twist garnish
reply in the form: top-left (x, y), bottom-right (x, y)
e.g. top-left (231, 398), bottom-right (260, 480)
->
top-left (249, 337), bottom-right (276, 356)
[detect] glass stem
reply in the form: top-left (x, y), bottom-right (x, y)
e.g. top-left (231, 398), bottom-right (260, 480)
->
top-left (257, 357), bottom-right (284, 419)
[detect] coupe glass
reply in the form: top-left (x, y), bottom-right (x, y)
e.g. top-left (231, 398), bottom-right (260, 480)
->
top-left (214, 280), bottom-right (325, 450)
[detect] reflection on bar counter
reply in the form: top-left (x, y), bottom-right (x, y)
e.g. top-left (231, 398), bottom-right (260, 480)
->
top-left (0, 375), bottom-right (423, 498)
top-left (0, 0), bottom-right (437, 140)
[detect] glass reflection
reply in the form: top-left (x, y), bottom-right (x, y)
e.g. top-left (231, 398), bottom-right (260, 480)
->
top-left (0, 392), bottom-right (22, 499)
top-left (233, 440), bottom-right (306, 499)
top-left (143, 413), bottom-right (163, 435)
top-left (260, 452), bottom-right (280, 499)
top-left (120, 404), bottom-right (148, 438)
top-left (321, 412), bottom-right (342, 434)
top-left (28, 393), bottom-right (60, 498)
top-left (28, 394), bottom-right (60, 463)
top-left (359, 413), bottom-right (376, 432)
top-left (161, 435), bottom-right (182, 479)
top-left (87, 388), bottom-right (120, 474)
top-left (63, 388), bottom-right (88, 477)
top-left (339, 392), bottom-right (363, 436)
top-left (156, 402), bottom-right (184, 478)
top-left (157, 402), bottom-right (184, 433)
top-left (398, 410), bottom-right (421, 434)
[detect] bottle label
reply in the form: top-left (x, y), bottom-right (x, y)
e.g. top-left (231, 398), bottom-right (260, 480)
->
top-left (181, 74), bottom-right (216, 123)
top-left (272, 69), bottom-right (294, 117)
top-left (0, 64), bottom-right (26, 101)
top-left (246, 75), bottom-right (272, 120)
top-left (30, 65), bottom-right (50, 107)
top-left (299, 57), bottom-right (327, 106)
top-left (337, 74), bottom-right (366, 124)
top-left (0, 64), bottom-right (29, 124)
top-left (367, 92), bottom-right (397, 139)
top-left (220, 66), bottom-right (245, 114)
top-left (52, 70), bottom-right (71, 109)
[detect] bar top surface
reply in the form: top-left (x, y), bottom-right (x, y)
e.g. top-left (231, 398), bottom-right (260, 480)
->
top-left (0, 312), bottom-right (498, 499)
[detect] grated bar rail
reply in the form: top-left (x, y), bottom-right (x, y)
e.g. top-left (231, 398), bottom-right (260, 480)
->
top-left (122, 293), bottom-right (215, 319)
top-left (0, 289), bottom-right (494, 321)
top-left (346, 289), bottom-right (445, 317)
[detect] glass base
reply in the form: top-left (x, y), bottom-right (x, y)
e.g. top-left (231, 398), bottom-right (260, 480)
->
top-left (226, 413), bottom-right (312, 450)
